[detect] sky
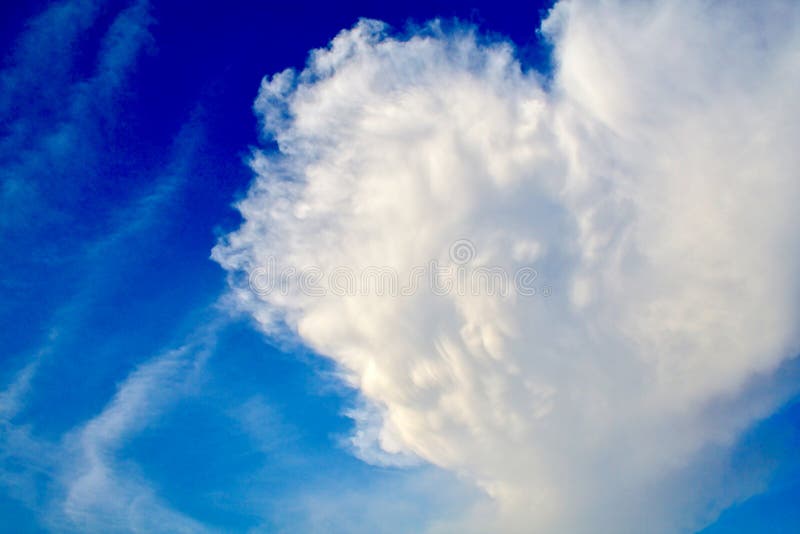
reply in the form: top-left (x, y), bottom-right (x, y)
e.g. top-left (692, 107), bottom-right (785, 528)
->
top-left (1, 0), bottom-right (799, 533)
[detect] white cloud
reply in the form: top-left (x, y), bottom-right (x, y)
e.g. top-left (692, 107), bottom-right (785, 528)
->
top-left (214, 1), bottom-right (800, 532)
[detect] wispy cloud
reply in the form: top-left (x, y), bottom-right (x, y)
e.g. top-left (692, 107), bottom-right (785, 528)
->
top-left (0, 346), bottom-right (59, 511)
top-left (0, 0), bottom-right (160, 369)
top-left (54, 325), bottom-right (219, 533)
top-left (0, 0), bottom-right (153, 231)
top-left (0, 2), bottom-right (218, 530)
top-left (0, 180), bottom-right (217, 531)
top-left (0, 314), bottom-right (225, 532)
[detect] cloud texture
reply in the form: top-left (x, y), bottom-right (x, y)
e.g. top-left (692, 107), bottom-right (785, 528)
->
top-left (214, 1), bottom-right (800, 531)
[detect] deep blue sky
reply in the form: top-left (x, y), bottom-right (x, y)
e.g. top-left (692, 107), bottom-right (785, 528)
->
top-left (1, 1), bottom-right (798, 532)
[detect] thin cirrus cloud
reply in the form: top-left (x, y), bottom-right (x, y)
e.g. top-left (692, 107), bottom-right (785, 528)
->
top-left (0, 0), bottom-right (215, 530)
top-left (213, 1), bottom-right (800, 532)
top-left (55, 330), bottom-right (218, 534)
top-left (0, 0), bottom-right (153, 231)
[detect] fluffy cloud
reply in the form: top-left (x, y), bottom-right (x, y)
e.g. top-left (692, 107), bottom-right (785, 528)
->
top-left (214, 1), bottom-right (800, 532)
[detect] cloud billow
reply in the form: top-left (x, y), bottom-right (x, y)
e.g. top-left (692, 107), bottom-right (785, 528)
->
top-left (214, 1), bottom-right (800, 531)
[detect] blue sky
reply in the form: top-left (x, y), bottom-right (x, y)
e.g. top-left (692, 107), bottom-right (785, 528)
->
top-left (1, 1), bottom-right (799, 533)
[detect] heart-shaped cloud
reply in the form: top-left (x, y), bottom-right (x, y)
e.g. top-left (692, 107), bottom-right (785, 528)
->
top-left (213, 1), bottom-right (800, 531)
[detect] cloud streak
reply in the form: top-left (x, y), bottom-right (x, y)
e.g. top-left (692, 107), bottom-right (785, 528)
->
top-left (0, 316), bottom-right (223, 533)
top-left (56, 329), bottom-right (216, 534)
top-left (215, 1), bottom-right (800, 532)
top-left (0, 2), bottom-right (214, 529)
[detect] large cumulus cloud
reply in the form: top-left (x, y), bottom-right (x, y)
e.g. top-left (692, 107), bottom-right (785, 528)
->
top-left (213, 1), bottom-right (800, 532)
